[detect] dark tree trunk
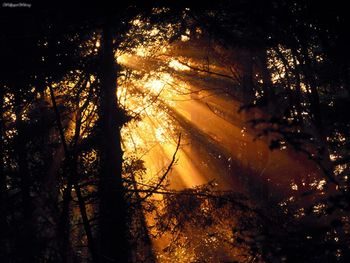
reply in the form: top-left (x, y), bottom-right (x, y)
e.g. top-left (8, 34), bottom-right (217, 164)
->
top-left (48, 85), bottom-right (73, 262)
top-left (73, 108), bottom-right (98, 262)
top-left (50, 84), bottom-right (98, 262)
top-left (257, 48), bottom-right (274, 109)
top-left (257, 48), bottom-right (273, 200)
top-left (301, 47), bottom-right (335, 182)
top-left (98, 23), bottom-right (129, 262)
top-left (239, 48), bottom-right (255, 192)
top-left (291, 50), bottom-right (304, 125)
top-left (130, 175), bottom-right (156, 263)
top-left (14, 94), bottom-right (36, 262)
top-left (0, 88), bottom-right (4, 205)
top-left (241, 48), bottom-right (255, 105)
top-left (0, 87), bottom-right (8, 260)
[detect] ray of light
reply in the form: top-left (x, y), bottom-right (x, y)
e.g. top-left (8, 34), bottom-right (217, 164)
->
top-left (116, 43), bottom-right (328, 262)
top-left (118, 49), bottom-right (324, 200)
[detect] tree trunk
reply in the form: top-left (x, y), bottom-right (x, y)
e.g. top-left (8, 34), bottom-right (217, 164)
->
top-left (257, 48), bottom-right (273, 200)
top-left (130, 175), bottom-right (156, 263)
top-left (0, 87), bottom-right (8, 260)
top-left (239, 48), bottom-right (255, 193)
top-left (98, 23), bottom-right (129, 262)
top-left (0, 88), bottom-right (4, 207)
top-left (300, 47), bottom-right (336, 190)
top-left (73, 109), bottom-right (98, 262)
top-left (14, 94), bottom-right (36, 262)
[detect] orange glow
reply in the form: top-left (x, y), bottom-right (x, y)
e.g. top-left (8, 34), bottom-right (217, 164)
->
top-left (115, 35), bottom-right (327, 262)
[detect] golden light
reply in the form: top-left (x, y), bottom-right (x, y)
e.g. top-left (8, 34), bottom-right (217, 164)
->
top-left (168, 59), bottom-right (190, 71)
top-left (135, 46), bottom-right (148, 57)
top-left (113, 32), bottom-right (328, 262)
top-left (145, 79), bottom-right (164, 93)
top-left (117, 54), bottom-right (130, 65)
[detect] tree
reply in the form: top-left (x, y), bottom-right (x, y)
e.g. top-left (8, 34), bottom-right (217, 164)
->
top-left (1, 1), bottom-right (350, 262)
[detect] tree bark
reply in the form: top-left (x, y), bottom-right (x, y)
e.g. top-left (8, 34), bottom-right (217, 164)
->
top-left (98, 23), bottom-right (129, 262)
top-left (0, 86), bottom-right (8, 260)
top-left (239, 48), bottom-right (255, 193)
top-left (302, 47), bottom-right (335, 184)
top-left (14, 94), bottom-right (36, 262)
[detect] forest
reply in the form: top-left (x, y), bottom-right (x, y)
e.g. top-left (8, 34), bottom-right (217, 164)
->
top-left (1, 1), bottom-right (350, 262)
